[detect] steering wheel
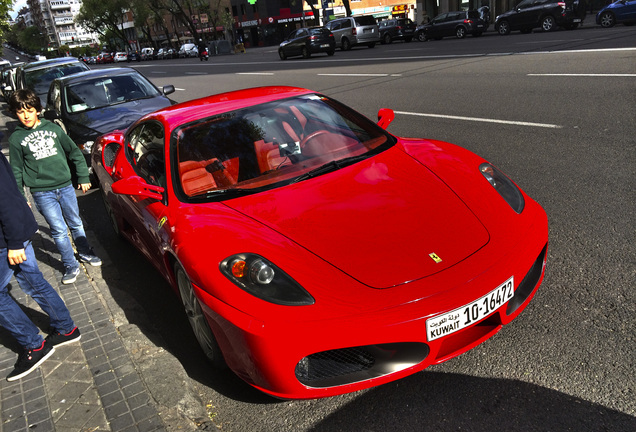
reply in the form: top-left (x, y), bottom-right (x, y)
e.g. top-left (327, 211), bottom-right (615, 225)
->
top-left (300, 130), bottom-right (331, 150)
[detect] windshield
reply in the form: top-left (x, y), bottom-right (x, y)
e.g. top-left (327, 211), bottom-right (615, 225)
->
top-left (63, 74), bottom-right (161, 113)
top-left (25, 63), bottom-right (88, 96)
top-left (173, 94), bottom-right (395, 198)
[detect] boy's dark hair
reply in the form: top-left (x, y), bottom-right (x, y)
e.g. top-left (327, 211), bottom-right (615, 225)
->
top-left (9, 89), bottom-right (42, 114)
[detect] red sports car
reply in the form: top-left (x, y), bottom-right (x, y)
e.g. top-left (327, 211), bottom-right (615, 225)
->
top-left (92, 86), bottom-right (548, 399)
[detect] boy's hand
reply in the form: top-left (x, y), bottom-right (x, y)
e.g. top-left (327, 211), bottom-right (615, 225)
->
top-left (8, 249), bottom-right (27, 265)
top-left (78, 183), bottom-right (91, 193)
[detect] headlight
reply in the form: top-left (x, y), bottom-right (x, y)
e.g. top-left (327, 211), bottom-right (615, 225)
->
top-left (479, 163), bottom-right (525, 213)
top-left (220, 253), bottom-right (314, 306)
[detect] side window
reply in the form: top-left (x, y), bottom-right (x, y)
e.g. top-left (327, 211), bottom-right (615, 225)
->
top-left (127, 121), bottom-right (166, 188)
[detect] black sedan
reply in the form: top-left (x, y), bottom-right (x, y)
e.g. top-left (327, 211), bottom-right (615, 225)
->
top-left (44, 67), bottom-right (175, 158)
top-left (279, 26), bottom-right (335, 60)
top-left (416, 10), bottom-right (487, 41)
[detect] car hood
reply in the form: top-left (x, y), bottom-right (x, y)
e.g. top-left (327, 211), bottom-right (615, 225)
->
top-left (224, 148), bottom-right (490, 288)
top-left (68, 98), bottom-right (171, 135)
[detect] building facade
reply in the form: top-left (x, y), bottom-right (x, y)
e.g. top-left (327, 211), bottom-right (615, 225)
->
top-left (25, 0), bottom-right (99, 50)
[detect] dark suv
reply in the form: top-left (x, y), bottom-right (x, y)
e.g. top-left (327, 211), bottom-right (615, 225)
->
top-left (416, 10), bottom-right (487, 40)
top-left (379, 18), bottom-right (416, 44)
top-left (495, 0), bottom-right (586, 35)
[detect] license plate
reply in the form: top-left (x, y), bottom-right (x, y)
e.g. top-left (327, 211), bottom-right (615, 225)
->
top-left (364, 28), bottom-right (372, 33)
top-left (320, 44), bottom-right (330, 48)
top-left (573, 18), bottom-right (581, 22)
top-left (426, 276), bottom-right (514, 341)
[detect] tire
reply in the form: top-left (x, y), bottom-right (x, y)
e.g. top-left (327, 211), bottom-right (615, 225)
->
top-left (382, 33), bottom-right (392, 44)
top-left (278, 48), bottom-right (286, 60)
top-left (302, 46), bottom-right (310, 59)
top-left (497, 20), bottom-right (511, 35)
top-left (175, 265), bottom-right (226, 368)
top-left (417, 32), bottom-right (427, 42)
top-left (599, 12), bottom-right (615, 28)
top-left (101, 187), bottom-right (122, 238)
top-left (456, 26), bottom-right (467, 39)
top-left (341, 38), bottom-right (351, 51)
top-left (541, 15), bottom-right (556, 32)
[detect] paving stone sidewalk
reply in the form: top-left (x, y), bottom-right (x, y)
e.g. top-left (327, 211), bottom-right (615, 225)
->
top-left (0, 189), bottom-right (167, 431)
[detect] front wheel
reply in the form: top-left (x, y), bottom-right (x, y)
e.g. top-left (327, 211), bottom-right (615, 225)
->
top-left (599, 12), bottom-right (616, 28)
top-left (278, 48), bottom-right (286, 60)
top-left (456, 26), bottom-right (467, 39)
top-left (497, 20), bottom-right (511, 35)
top-left (382, 33), bottom-right (392, 44)
top-left (175, 265), bottom-right (226, 368)
top-left (417, 32), bottom-right (427, 42)
top-left (541, 15), bottom-right (556, 32)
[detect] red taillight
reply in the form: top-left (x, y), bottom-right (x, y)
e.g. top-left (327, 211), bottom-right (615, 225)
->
top-left (352, 28), bottom-right (357, 35)
top-left (464, 19), bottom-right (473, 23)
top-left (558, 1), bottom-right (566, 9)
top-left (309, 35), bottom-right (316, 41)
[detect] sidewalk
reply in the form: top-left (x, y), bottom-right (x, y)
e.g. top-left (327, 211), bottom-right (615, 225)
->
top-left (0, 113), bottom-right (208, 430)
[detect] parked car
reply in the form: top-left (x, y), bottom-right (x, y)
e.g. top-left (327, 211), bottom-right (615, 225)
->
top-left (596, 0), bottom-right (636, 27)
top-left (44, 67), bottom-right (175, 159)
top-left (141, 47), bottom-right (155, 60)
top-left (127, 51), bottom-right (141, 62)
top-left (379, 18), bottom-right (417, 43)
top-left (324, 15), bottom-right (380, 50)
top-left (91, 85), bottom-right (548, 399)
top-left (100, 52), bottom-right (114, 63)
top-left (178, 43), bottom-right (198, 58)
top-left (495, 0), bottom-right (586, 34)
top-left (1, 62), bottom-right (24, 100)
top-left (278, 26), bottom-right (336, 60)
top-left (114, 52), bottom-right (128, 62)
top-left (13, 57), bottom-right (90, 107)
top-left (416, 10), bottom-right (487, 40)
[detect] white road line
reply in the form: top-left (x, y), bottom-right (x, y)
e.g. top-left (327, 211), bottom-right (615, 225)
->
top-left (395, 111), bottom-right (562, 129)
top-left (318, 73), bottom-right (392, 77)
top-left (236, 72), bottom-right (275, 75)
top-left (528, 73), bottom-right (636, 77)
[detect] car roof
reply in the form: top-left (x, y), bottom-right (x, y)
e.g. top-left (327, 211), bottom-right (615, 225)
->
top-left (20, 57), bottom-right (83, 72)
top-left (145, 86), bottom-right (313, 126)
top-left (51, 67), bottom-right (139, 85)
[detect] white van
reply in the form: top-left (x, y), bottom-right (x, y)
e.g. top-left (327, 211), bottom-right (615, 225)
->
top-left (140, 47), bottom-right (154, 60)
top-left (178, 43), bottom-right (198, 58)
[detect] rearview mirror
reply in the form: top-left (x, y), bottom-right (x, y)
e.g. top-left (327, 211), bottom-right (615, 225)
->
top-left (112, 176), bottom-right (164, 200)
top-left (162, 85), bottom-right (175, 95)
top-left (377, 108), bottom-right (395, 130)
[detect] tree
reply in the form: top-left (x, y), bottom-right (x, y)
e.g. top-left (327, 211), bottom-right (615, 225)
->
top-left (0, 0), bottom-right (13, 47)
top-left (76, 0), bottom-right (133, 51)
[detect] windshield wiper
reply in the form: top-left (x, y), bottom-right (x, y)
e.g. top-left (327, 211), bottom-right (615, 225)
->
top-left (292, 154), bottom-right (368, 184)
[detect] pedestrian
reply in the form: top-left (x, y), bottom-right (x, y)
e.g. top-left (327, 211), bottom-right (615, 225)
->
top-left (8, 88), bottom-right (102, 285)
top-left (0, 150), bottom-right (81, 381)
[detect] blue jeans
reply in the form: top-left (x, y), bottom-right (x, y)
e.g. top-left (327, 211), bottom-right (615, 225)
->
top-left (31, 184), bottom-right (91, 271)
top-left (0, 241), bottom-right (75, 349)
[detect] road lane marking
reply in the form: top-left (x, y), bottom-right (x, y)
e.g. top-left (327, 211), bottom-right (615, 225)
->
top-left (528, 73), bottom-right (636, 77)
top-left (395, 111), bottom-right (562, 129)
top-left (236, 72), bottom-right (275, 75)
top-left (318, 73), bottom-right (402, 77)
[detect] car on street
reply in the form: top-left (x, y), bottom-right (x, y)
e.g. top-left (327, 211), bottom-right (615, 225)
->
top-left (44, 67), bottom-right (175, 158)
top-left (91, 85), bottom-right (548, 399)
top-left (178, 43), bottom-right (198, 58)
top-left (278, 26), bottom-right (336, 59)
top-left (416, 10), bottom-right (487, 40)
top-left (141, 47), bottom-right (155, 60)
top-left (13, 57), bottom-right (90, 107)
top-left (114, 52), bottom-right (128, 62)
top-left (495, 0), bottom-right (586, 34)
top-left (596, 0), bottom-right (636, 27)
top-left (324, 15), bottom-right (380, 50)
top-left (379, 18), bottom-right (416, 43)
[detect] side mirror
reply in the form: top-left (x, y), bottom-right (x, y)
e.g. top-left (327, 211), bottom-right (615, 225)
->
top-left (162, 85), bottom-right (175, 96)
top-left (377, 108), bottom-right (395, 130)
top-left (112, 176), bottom-right (164, 200)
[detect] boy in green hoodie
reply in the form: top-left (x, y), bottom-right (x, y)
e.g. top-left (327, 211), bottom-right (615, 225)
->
top-left (8, 89), bottom-right (102, 285)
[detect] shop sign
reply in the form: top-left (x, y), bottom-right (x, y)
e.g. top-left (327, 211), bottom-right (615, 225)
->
top-left (392, 4), bottom-right (408, 15)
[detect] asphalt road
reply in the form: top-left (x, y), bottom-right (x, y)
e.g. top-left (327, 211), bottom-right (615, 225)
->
top-left (6, 23), bottom-right (636, 431)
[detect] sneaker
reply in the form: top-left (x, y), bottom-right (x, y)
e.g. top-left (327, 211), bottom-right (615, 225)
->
top-left (78, 253), bottom-right (102, 267)
top-left (62, 267), bottom-right (80, 284)
top-left (46, 327), bottom-right (81, 348)
top-left (6, 340), bottom-right (55, 382)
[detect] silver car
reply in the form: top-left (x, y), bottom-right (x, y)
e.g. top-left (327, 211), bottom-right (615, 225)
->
top-left (324, 16), bottom-right (380, 50)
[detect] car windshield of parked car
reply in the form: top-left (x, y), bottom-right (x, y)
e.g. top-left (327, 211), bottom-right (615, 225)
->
top-left (173, 94), bottom-right (395, 198)
top-left (63, 74), bottom-right (162, 113)
top-left (25, 63), bottom-right (87, 96)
